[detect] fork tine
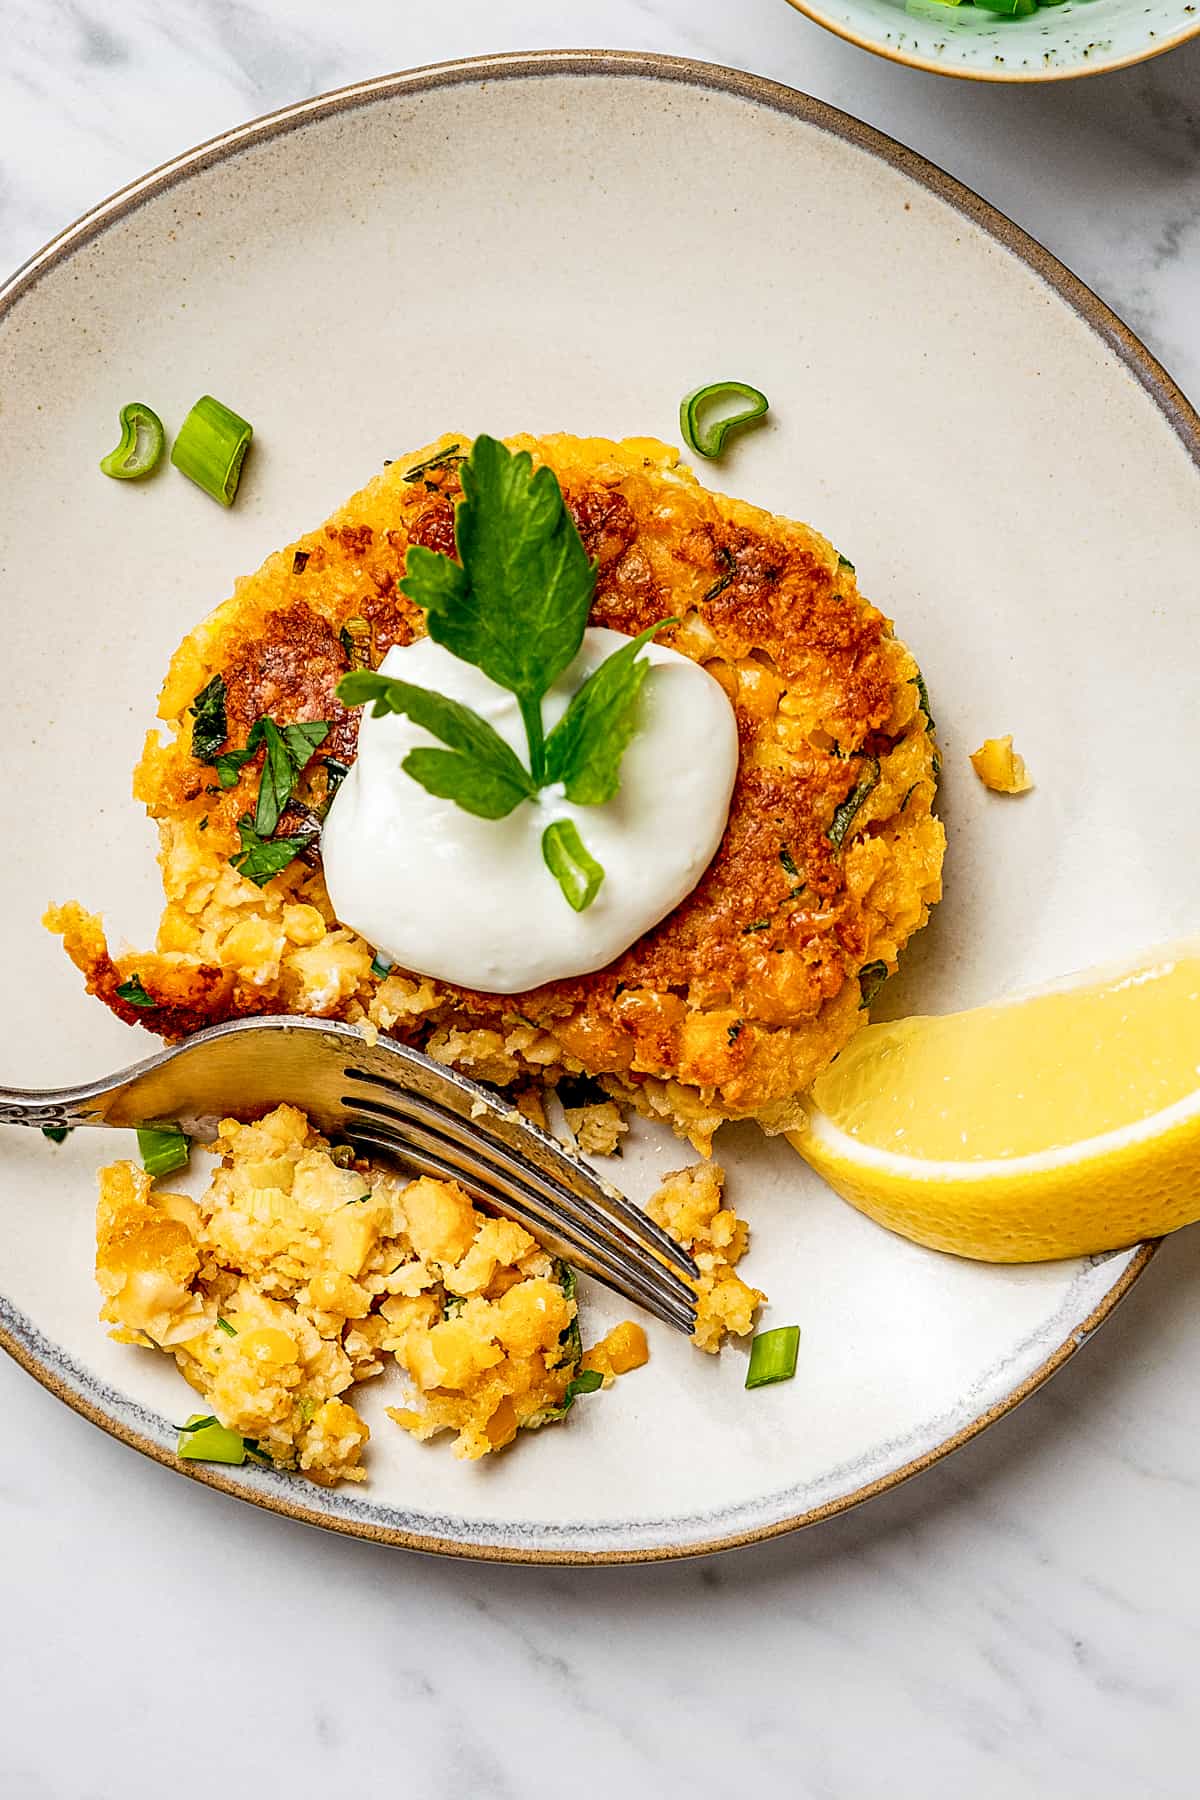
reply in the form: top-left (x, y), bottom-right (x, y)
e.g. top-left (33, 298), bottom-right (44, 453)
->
top-left (345, 1113), bottom-right (699, 1333)
top-left (342, 1088), bottom-right (699, 1312)
top-left (342, 1065), bottom-right (698, 1281)
top-left (347, 1122), bottom-right (698, 1336)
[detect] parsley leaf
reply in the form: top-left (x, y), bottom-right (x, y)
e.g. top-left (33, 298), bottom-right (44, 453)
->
top-left (115, 974), bottom-right (156, 1009)
top-left (231, 816), bottom-right (314, 887)
top-left (910, 669), bottom-right (935, 733)
top-left (339, 671), bottom-right (536, 819)
top-left (339, 616), bottom-right (373, 669)
top-left (544, 620), bottom-right (671, 805)
top-left (554, 1261), bottom-right (582, 1367)
top-left (212, 742), bottom-right (256, 788)
top-left (253, 718), bottom-right (329, 835)
top-left (399, 434), bottom-right (596, 779)
top-left (522, 1367), bottom-right (603, 1429)
top-left (401, 747), bottom-right (535, 820)
top-left (827, 756), bottom-right (880, 852)
top-left (209, 716), bottom-right (329, 828)
top-left (858, 960), bottom-right (890, 1009)
top-left (401, 443), bottom-right (464, 483)
top-left (188, 674), bottom-right (229, 762)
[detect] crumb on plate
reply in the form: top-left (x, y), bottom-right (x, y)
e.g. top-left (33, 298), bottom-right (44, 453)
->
top-left (970, 735), bottom-right (1033, 794)
top-left (646, 1161), bottom-right (765, 1352)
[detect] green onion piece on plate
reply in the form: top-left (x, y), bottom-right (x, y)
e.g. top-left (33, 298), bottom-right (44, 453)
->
top-left (177, 1414), bottom-right (250, 1465)
top-left (136, 1123), bottom-right (192, 1180)
top-left (679, 381), bottom-right (769, 460)
top-left (542, 818), bottom-right (604, 912)
top-left (745, 1324), bottom-right (801, 1390)
top-left (171, 395), bottom-right (253, 506)
top-left (99, 402), bottom-right (166, 481)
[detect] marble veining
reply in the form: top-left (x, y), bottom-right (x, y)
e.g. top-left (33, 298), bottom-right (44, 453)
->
top-left (1, 5), bottom-right (1199, 1798)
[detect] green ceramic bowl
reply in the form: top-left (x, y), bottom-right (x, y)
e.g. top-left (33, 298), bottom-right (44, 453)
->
top-left (784, 0), bottom-right (1199, 79)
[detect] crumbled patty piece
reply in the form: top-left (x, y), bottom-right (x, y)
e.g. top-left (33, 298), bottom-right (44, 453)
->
top-left (96, 1105), bottom-right (597, 1478)
top-left (94, 1106), bottom-right (761, 1482)
top-left (49, 434), bottom-right (945, 1149)
top-left (645, 1162), bottom-right (764, 1352)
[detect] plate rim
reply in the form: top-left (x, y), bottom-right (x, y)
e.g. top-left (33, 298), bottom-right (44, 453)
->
top-left (779, 0), bottom-right (1200, 86)
top-left (0, 49), bottom-right (1185, 1564)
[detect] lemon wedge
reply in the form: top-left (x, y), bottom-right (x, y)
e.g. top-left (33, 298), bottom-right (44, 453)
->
top-left (788, 943), bottom-right (1200, 1262)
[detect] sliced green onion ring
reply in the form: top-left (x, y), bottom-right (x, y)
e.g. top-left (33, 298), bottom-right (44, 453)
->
top-left (679, 381), bottom-right (769, 460)
top-left (99, 402), bottom-right (166, 481)
top-left (542, 819), bottom-right (604, 912)
top-left (171, 395), bottom-right (253, 506)
top-left (177, 1414), bottom-right (249, 1465)
top-left (745, 1324), bottom-right (801, 1390)
top-left (136, 1122), bottom-right (192, 1180)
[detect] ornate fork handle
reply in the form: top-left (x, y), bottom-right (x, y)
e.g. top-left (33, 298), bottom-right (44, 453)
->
top-left (0, 1072), bottom-right (107, 1130)
top-left (0, 1091), bottom-right (98, 1132)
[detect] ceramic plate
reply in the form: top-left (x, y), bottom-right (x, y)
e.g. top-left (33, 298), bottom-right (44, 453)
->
top-left (2, 53), bottom-right (1196, 1564)
top-left (782, 0), bottom-right (1200, 85)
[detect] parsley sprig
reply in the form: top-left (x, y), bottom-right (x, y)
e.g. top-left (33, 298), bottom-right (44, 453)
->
top-left (337, 435), bottom-right (670, 911)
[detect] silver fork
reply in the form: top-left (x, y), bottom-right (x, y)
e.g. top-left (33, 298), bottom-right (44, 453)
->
top-left (0, 1015), bottom-right (699, 1334)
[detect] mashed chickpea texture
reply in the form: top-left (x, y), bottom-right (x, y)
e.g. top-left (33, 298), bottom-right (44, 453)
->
top-left (50, 432), bottom-right (944, 1155)
top-left (95, 1105), bottom-right (758, 1484)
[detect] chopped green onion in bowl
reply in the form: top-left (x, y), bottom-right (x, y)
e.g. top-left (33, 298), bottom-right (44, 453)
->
top-left (99, 401), bottom-right (166, 480)
top-left (171, 394), bottom-right (253, 506)
top-left (679, 381), bottom-right (769, 460)
top-left (745, 1324), bottom-right (801, 1389)
top-left (924, 0), bottom-right (1045, 12)
top-left (136, 1122), bottom-right (192, 1180)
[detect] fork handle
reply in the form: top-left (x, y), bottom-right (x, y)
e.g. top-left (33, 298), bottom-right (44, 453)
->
top-left (0, 1087), bottom-right (106, 1133)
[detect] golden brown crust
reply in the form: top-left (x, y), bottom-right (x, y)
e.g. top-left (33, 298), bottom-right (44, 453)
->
top-left (47, 434), bottom-right (944, 1147)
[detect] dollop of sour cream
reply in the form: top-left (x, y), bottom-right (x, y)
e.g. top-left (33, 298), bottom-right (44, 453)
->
top-left (321, 629), bottom-right (738, 994)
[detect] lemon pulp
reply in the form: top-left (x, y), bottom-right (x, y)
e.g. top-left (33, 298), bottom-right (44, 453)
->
top-left (791, 943), bottom-right (1200, 1262)
top-left (812, 952), bottom-right (1200, 1161)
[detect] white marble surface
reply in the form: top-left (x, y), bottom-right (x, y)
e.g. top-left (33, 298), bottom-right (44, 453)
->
top-left (2, 5), bottom-right (1200, 1796)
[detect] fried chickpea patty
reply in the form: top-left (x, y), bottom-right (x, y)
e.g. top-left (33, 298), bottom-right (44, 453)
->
top-left (49, 434), bottom-right (945, 1150)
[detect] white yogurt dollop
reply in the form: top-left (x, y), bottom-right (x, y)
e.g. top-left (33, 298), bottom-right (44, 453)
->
top-left (321, 629), bottom-right (738, 994)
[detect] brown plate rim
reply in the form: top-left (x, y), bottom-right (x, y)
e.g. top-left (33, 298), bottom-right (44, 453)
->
top-left (0, 49), bottom-right (1187, 1564)
top-left (779, 0), bottom-right (1200, 84)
